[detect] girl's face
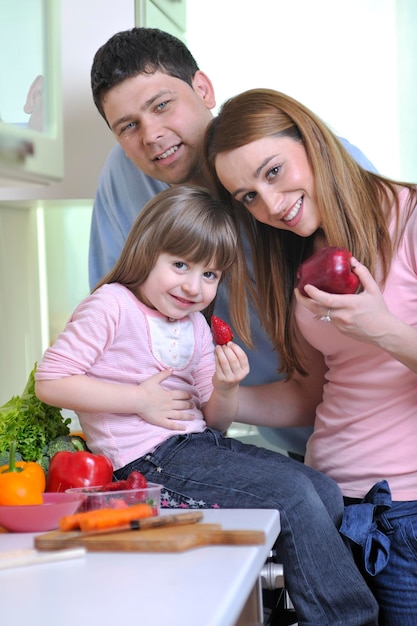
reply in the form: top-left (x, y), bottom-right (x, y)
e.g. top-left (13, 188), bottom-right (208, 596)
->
top-left (215, 135), bottom-right (321, 237)
top-left (139, 253), bottom-right (222, 319)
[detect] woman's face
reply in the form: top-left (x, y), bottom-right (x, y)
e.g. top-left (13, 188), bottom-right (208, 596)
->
top-left (215, 135), bottom-right (321, 237)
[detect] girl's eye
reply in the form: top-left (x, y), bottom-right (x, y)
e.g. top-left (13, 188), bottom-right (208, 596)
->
top-left (266, 165), bottom-right (280, 180)
top-left (173, 261), bottom-right (187, 270)
top-left (204, 271), bottom-right (219, 280)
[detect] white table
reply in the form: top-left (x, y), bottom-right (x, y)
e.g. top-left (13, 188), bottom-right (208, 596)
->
top-left (0, 509), bottom-right (280, 626)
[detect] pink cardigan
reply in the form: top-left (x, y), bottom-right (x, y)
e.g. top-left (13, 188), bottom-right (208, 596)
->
top-left (36, 283), bottom-right (211, 470)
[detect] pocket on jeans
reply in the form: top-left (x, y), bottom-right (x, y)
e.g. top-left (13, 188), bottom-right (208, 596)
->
top-left (397, 516), bottom-right (417, 560)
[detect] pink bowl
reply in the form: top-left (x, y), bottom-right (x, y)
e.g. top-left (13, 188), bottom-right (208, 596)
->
top-left (0, 492), bottom-right (85, 533)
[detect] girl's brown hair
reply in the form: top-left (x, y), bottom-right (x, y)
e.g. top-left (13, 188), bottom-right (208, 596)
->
top-left (94, 185), bottom-right (251, 343)
top-left (204, 88), bottom-right (416, 376)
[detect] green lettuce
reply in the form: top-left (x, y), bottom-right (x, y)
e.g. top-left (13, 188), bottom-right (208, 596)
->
top-left (0, 363), bottom-right (70, 462)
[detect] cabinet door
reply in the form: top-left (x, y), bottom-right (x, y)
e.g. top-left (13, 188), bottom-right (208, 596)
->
top-left (0, 0), bottom-right (63, 185)
top-left (149, 0), bottom-right (186, 30)
top-left (136, 0), bottom-right (186, 40)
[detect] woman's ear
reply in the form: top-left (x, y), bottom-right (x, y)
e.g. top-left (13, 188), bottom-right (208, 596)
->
top-left (192, 70), bottom-right (216, 110)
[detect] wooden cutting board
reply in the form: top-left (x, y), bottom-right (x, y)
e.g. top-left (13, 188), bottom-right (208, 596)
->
top-left (35, 523), bottom-right (265, 553)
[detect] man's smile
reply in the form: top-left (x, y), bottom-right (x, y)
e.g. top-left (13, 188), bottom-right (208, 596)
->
top-left (155, 145), bottom-right (180, 160)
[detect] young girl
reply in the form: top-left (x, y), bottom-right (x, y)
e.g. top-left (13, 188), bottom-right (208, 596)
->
top-left (36, 185), bottom-right (378, 626)
top-left (204, 88), bottom-right (417, 625)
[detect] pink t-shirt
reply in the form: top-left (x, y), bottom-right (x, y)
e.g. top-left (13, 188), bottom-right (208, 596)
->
top-left (35, 283), bottom-right (211, 470)
top-left (297, 189), bottom-right (417, 500)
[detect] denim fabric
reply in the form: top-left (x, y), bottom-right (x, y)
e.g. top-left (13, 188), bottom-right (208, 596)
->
top-left (341, 480), bottom-right (393, 576)
top-left (344, 490), bottom-right (417, 626)
top-left (115, 429), bottom-right (378, 625)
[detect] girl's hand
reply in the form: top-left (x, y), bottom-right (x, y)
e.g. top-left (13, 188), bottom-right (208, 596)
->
top-left (137, 369), bottom-right (194, 430)
top-left (295, 257), bottom-right (394, 345)
top-left (213, 342), bottom-right (250, 390)
top-left (203, 342), bottom-right (250, 431)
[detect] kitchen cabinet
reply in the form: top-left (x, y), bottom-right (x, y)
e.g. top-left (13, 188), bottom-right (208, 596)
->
top-left (0, 0), bottom-right (63, 185)
top-left (137, 0), bottom-right (187, 38)
top-left (0, 0), bottom-right (187, 404)
top-left (151, 0), bottom-right (186, 30)
top-left (0, 1), bottom-right (185, 206)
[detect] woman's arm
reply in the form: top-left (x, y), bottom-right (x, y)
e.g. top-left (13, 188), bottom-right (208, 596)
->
top-left (204, 335), bottom-right (326, 431)
top-left (376, 317), bottom-right (417, 374)
top-left (237, 340), bottom-right (326, 428)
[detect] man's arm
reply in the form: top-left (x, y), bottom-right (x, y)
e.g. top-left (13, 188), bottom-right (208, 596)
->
top-left (88, 144), bottom-right (168, 289)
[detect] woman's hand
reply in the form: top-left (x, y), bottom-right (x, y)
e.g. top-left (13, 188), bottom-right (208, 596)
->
top-left (295, 257), bottom-right (393, 344)
top-left (295, 257), bottom-right (417, 375)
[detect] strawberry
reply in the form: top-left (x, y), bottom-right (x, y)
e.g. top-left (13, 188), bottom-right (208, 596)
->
top-left (126, 471), bottom-right (148, 490)
top-left (100, 479), bottom-right (129, 491)
top-left (99, 471), bottom-right (147, 492)
top-left (211, 315), bottom-right (234, 345)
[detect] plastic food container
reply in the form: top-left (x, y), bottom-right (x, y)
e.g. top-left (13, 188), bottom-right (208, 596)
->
top-left (66, 482), bottom-right (162, 514)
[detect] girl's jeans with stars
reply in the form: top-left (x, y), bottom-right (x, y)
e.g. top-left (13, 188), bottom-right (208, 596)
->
top-left (115, 428), bottom-right (378, 626)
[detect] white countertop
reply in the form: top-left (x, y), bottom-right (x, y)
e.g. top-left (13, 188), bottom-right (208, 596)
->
top-left (0, 508), bottom-right (280, 626)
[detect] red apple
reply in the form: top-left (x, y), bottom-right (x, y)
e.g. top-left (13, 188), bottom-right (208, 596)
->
top-left (296, 246), bottom-right (359, 297)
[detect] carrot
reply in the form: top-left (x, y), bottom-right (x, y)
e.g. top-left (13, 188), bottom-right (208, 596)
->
top-left (69, 430), bottom-right (86, 440)
top-left (59, 502), bottom-right (154, 532)
top-left (80, 503), bottom-right (154, 531)
top-left (59, 511), bottom-right (92, 532)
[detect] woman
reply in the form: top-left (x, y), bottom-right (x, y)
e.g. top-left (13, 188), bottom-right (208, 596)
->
top-left (204, 88), bottom-right (417, 625)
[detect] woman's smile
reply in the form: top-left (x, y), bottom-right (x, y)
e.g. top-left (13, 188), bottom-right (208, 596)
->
top-left (282, 196), bottom-right (303, 222)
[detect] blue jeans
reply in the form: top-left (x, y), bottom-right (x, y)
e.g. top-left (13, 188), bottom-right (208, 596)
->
top-left (115, 429), bottom-right (378, 625)
top-left (343, 493), bottom-right (417, 626)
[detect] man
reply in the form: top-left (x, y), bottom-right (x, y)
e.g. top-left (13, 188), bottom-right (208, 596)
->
top-left (89, 27), bottom-right (376, 457)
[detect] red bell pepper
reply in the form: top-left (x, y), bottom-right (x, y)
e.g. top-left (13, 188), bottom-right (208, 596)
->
top-left (46, 440), bottom-right (113, 492)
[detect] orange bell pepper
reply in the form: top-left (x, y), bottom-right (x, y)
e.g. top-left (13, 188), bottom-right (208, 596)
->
top-left (0, 441), bottom-right (46, 505)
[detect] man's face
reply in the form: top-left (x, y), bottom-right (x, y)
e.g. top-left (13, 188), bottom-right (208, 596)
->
top-left (102, 70), bottom-right (216, 186)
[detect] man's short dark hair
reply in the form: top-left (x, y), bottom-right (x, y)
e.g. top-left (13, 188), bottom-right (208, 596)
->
top-left (91, 27), bottom-right (200, 122)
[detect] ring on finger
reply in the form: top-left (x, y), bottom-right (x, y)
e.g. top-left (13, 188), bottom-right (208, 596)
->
top-left (320, 308), bottom-right (332, 322)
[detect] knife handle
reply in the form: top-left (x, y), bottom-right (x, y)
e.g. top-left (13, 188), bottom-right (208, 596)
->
top-left (132, 510), bottom-right (203, 530)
